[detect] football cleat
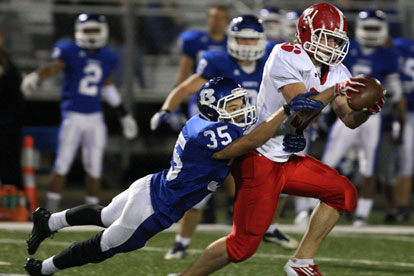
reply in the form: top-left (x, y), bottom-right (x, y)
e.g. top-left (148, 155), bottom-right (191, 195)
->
top-left (263, 228), bottom-right (299, 250)
top-left (353, 216), bottom-right (368, 227)
top-left (284, 259), bottom-right (323, 276)
top-left (164, 242), bottom-right (188, 260)
top-left (27, 207), bottom-right (55, 255)
top-left (24, 258), bottom-right (53, 276)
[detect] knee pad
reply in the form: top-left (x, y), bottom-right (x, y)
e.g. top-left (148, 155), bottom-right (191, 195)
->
top-left (226, 233), bottom-right (262, 263)
top-left (53, 231), bottom-right (107, 269)
top-left (335, 176), bottom-right (358, 213)
top-left (66, 204), bottom-right (105, 227)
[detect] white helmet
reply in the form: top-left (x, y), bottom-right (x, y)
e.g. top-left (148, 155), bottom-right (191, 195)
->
top-left (75, 13), bottom-right (109, 49)
top-left (258, 7), bottom-right (284, 41)
top-left (227, 15), bottom-right (267, 61)
top-left (355, 10), bottom-right (389, 48)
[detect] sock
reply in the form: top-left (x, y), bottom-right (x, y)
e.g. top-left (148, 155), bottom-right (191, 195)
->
top-left (48, 209), bottom-right (69, 232)
top-left (307, 198), bottom-right (319, 211)
top-left (266, 223), bottom-right (279, 233)
top-left (176, 234), bottom-right (191, 247)
top-left (85, 196), bottom-right (99, 205)
top-left (291, 257), bottom-right (314, 265)
top-left (355, 198), bottom-right (374, 219)
top-left (41, 256), bottom-right (60, 275)
top-left (295, 197), bottom-right (309, 213)
top-left (46, 192), bottom-right (61, 213)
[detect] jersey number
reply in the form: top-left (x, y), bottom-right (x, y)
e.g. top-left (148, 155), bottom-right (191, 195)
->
top-left (166, 133), bottom-right (187, 181)
top-left (79, 63), bottom-right (103, 96)
top-left (204, 125), bottom-right (232, 149)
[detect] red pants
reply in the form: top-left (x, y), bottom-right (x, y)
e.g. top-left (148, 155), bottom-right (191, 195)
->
top-left (226, 151), bottom-right (357, 262)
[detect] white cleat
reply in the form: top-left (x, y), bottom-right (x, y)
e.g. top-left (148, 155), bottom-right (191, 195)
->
top-left (263, 228), bottom-right (299, 250)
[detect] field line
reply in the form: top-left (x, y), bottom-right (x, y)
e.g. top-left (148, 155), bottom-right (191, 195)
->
top-left (0, 238), bottom-right (413, 269)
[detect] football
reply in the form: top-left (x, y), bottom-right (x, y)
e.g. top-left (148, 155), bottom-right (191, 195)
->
top-left (347, 77), bottom-right (384, 111)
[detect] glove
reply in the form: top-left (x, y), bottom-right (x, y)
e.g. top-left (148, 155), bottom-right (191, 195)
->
top-left (21, 72), bottom-right (40, 96)
top-left (120, 114), bottom-right (138, 139)
top-left (169, 110), bottom-right (187, 132)
top-left (150, 109), bottom-right (171, 131)
top-left (363, 95), bottom-right (386, 115)
top-left (334, 77), bottom-right (369, 98)
top-left (150, 109), bottom-right (187, 132)
top-left (282, 133), bottom-right (306, 153)
top-left (284, 92), bottom-right (324, 115)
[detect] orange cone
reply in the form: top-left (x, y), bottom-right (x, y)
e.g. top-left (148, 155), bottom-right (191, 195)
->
top-left (22, 135), bottom-right (38, 212)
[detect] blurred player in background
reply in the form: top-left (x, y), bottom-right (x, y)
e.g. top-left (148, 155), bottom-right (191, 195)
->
top-left (169, 3), bottom-right (386, 276)
top-left (152, 14), bottom-right (298, 260)
top-left (24, 77), bottom-right (322, 276)
top-left (322, 9), bottom-right (401, 227)
top-left (259, 7), bottom-right (285, 54)
top-left (21, 13), bottom-right (138, 212)
top-left (393, 36), bottom-right (414, 222)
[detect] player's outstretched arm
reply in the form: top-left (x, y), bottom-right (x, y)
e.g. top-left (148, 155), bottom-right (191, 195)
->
top-left (213, 92), bottom-right (323, 159)
top-left (102, 77), bottom-right (138, 139)
top-left (150, 74), bottom-right (207, 131)
top-left (21, 60), bottom-right (65, 96)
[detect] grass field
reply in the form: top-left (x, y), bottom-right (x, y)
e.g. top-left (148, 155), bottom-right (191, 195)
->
top-left (1, 225), bottom-right (414, 276)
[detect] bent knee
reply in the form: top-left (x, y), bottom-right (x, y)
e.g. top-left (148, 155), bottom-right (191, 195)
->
top-left (226, 233), bottom-right (262, 262)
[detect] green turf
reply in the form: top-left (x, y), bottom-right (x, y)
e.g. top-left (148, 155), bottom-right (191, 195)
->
top-left (1, 229), bottom-right (413, 276)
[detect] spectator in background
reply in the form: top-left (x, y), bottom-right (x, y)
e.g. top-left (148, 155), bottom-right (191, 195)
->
top-left (0, 27), bottom-right (24, 191)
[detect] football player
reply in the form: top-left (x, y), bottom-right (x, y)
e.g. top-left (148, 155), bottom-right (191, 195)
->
top-left (168, 3), bottom-right (385, 276)
top-left (152, 15), bottom-right (297, 260)
top-left (24, 77), bottom-right (323, 276)
top-left (321, 9), bottom-right (402, 227)
top-left (258, 7), bottom-right (285, 54)
top-left (21, 14), bottom-right (138, 212)
top-left (392, 36), bottom-right (413, 222)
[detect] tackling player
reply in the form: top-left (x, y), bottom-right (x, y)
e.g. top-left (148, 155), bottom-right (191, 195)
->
top-left (321, 9), bottom-right (402, 227)
top-left (153, 14), bottom-right (297, 259)
top-left (20, 13), bottom-right (138, 212)
top-left (168, 3), bottom-right (386, 276)
top-left (23, 77), bottom-right (323, 276)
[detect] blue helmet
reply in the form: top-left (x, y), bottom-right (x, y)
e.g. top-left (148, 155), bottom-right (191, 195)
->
top-left (227, 15), bottom-right (267, 61)
top-left (259, 7), bottom-right (284, 41)
top-left (75, 13), bottom-right (109, 49)
top-left (197, 77), bottom-right (257, 129)
top-left (355, 9), bottom-right (388, 47)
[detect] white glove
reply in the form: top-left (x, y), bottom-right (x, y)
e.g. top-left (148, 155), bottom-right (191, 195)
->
top-left (120, 114), bottom-right (138, 139)
top-left (150, 110), bottom-right (171, 131)
top-left (21, 72), bottom-right (40, 97)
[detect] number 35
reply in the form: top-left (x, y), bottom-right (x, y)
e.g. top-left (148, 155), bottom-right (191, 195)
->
top-left (204, 125), bottom-right (232, 149)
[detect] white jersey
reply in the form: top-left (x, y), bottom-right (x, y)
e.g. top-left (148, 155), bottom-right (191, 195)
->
top-left (255, 43), bottom-right (351, 162)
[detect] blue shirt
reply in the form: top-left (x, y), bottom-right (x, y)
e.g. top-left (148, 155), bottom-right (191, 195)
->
top-left (179, 30), bottom-right (227, 72)
top-left (51, 40), bottom-right (117, 115)
top-left (196, 50), bottom-right (267, 106)
top-left (150, 115), bottom-right (243, 226)
top-left (394, 37), bottom-right (414, 112)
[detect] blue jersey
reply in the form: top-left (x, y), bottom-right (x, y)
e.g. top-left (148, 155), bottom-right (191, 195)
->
top-left (343, 39), bottom-right (399, 83)
top-left (150, 115), bottom-right (243, 226)
top-left (394, 37), bottom-right (414, 112)
top-left (51, 40), bottom-right (117, 114)
top-left (197, 50), bottom-right (267, 105)
top-left (179, 30), bottom-right (227, 72)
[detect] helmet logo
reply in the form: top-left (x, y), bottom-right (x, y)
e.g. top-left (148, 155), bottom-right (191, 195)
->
top-left (199, 88), bottom-right (216, 105)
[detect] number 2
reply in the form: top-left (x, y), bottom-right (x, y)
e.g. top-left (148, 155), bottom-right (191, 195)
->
top-left (79, 63), bottom-right (103, 96)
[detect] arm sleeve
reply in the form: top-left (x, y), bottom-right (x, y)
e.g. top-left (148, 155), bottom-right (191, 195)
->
top-left (51, 42), bottom-right (70, 63)
top-left (267, 46), bottom-right (305, 91)
top-left (196, 51), bottom-right (220, 79)
top-left (180, 31), bottom-right (198, 59)
top-left (101, 84), bottom-right (122, 107)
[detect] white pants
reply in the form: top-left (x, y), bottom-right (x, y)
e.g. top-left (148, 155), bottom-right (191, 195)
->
top-left (53, 111), bottom-right (107, 178)
top-left (100, 175), bottom-right (162, 256)
top-left (322, 115), bottom-right (381, 177)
